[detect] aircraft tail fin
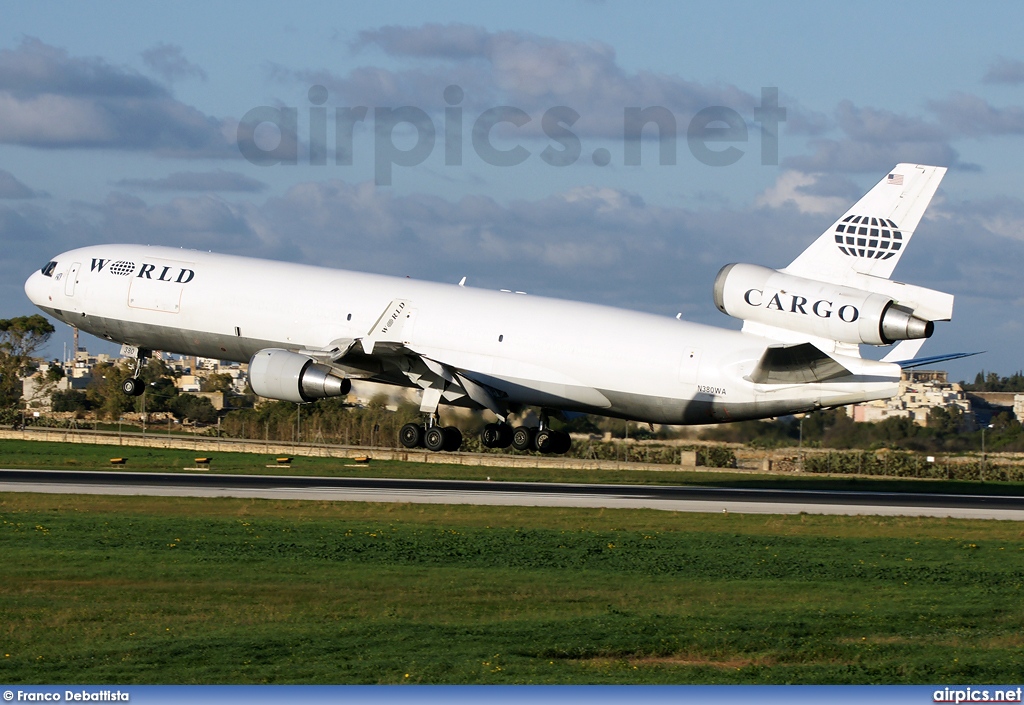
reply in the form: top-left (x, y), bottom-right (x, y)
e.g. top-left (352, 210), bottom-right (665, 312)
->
top-left (784, 164), bottom-right (947, 283)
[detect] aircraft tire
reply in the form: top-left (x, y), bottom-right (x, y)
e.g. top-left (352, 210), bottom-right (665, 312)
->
top-left (399, 422), bottom-right (424, 449)
top-left (534, 429), bottom-right (558, 454)
top-left (424, 426), bottom-right (446, 452)
top-left (535, 429), bottom-right (572, 455)
top-left (481, 423), bottom-right (502, 448)
top-left (442, 426), bottom-right (463, 452)
top-left (121, 378), bottom-right (142, 397)
top-left (481, 423), bottom-right (513, 449)
top-left (554, 430), bottom-right (572, 454)
top-left (511, 426), bottom-right (535, 451)
top-left (495, 423), bottom-right (513, 448)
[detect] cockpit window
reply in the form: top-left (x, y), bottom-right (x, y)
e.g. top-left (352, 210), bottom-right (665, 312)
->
top-left (41, 261), bottom-right (57, 277)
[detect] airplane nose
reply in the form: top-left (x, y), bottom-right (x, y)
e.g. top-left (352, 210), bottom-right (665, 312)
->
top-left (24, 270), bottom-right (49, 307)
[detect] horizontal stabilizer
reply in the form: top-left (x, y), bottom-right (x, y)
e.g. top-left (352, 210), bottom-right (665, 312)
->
top-left (747, 342), bottom-right (852, 384)
top-left (892, 351), bottom-right (984, 369)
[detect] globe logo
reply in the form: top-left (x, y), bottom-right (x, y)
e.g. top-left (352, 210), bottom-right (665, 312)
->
top-left (109, 260), bottom-right (136, 276)
top-left (833, 215), bottom-right (903, 260)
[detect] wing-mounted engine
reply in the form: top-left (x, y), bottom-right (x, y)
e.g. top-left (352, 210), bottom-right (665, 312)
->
top-left (248, 348), bottom-right (352, 403)
top-left (713, 263), bottom-right (953, 346)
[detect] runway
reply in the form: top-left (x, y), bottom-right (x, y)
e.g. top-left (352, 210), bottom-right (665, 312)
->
top-left (1, 468), bottom-right (1023, 520)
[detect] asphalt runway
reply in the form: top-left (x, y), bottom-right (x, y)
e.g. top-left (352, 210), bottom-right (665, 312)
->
top-left (1, 468), bottom-right (1023, 520)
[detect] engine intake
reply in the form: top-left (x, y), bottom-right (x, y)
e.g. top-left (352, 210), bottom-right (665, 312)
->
top-left (248, 348), bottom-right (352, 403)
top-left (714, 263), bottom-right (935, 346)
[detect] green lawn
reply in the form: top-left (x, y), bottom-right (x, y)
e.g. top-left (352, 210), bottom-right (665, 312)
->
top-left (1, 493), bottom-right (1022, 684)
top-left (4, 438), bottom-right (1024, 496)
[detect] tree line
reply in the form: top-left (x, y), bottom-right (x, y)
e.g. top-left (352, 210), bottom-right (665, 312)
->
top-left (962, 371), bottom-right (1024, 393)
top-left (1, 315), bottom-right (221, 425)
top-left (701, 406), bottom-right (1024, 453)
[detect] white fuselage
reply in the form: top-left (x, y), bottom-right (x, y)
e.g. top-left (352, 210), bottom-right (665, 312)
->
top-left (24, 244), bottom-right (900, 424)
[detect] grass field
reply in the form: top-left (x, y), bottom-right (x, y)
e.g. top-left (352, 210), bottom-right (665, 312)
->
top-left (1, 491), bottom-right (1023, 684)
top-left (4, 438), bottom-right (1024, 497)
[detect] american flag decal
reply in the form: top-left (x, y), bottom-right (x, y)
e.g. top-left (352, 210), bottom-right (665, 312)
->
top-left (887, 173), bottom-right (904, 185)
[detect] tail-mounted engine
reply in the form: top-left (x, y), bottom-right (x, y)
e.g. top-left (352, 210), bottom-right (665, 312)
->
top-left (713, 263), bottom-right (952, 346)
top-left (248, 348), bottom-right (352, 403)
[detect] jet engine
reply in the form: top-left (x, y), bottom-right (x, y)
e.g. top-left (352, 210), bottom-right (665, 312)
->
top-left (248, 348), bottom-right (352, 403)
top-left (713, 263), bottom-right (945, 346)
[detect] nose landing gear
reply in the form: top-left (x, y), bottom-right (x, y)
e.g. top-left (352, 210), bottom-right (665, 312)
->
top-left (119, 348), bottom-right (150, 397)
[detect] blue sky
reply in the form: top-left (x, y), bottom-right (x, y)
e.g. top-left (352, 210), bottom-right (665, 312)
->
top-left (2, 0), bottom-right (1024, 380)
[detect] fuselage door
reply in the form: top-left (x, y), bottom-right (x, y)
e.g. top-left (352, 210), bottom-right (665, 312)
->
top-left (64, 262), bottom-right (81, 297)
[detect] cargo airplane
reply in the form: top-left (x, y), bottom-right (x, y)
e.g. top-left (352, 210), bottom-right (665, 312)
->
top-left (25, 164), bottom-right (959, 454)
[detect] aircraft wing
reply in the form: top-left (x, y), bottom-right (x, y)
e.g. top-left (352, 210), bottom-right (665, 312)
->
top-left (297, 298), bottom-right (509, 419)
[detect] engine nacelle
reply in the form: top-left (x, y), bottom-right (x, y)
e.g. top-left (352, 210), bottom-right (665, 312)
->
top-left (248, 348), bottom-right (352, 403)
top-left (713, 263), bottom-right (934, 345)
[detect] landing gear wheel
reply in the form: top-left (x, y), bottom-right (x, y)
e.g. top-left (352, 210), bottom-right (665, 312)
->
top-left (399, 422), bottom-right (425, 449)
top-left (121, 378), bottom-right (144, 397)
top-left (534, 428), bottom-right (558, 454)
top-left (481, 423), bottom-right (501, 448)
top-left (535, 429), bottom-right (571, 454)
top-left (553, 430), bottom-right (572, 455)
top-left (511, 426), bottom-right (535, 451)
top-left (442, 426), bottom-right (463, 452)
top-left (481, 423), bottom-right (512, 449)
top-left (424, 426), bottom-right (446, 452)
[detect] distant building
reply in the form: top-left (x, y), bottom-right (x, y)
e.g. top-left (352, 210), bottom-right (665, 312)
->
top-left (847, 370), bottom-right (974, 427)
top-left (196, 357), bottom-right (219, 371)
top-left (175, 374), bottom-right (201, 393)
top-left (1015, 395), bottom-right (1024, 424)
top-left (965, 391), bottom-right (1018, 426)
top-left (195, 391), bottom-right (225, 410)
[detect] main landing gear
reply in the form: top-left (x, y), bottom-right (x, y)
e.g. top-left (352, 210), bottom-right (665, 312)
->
top-left (398, 410), bottom-right (571, 455)
top-left (399, 415), bottom-right (463, 452)
top-left (481, 411), bottom-right (571, 455)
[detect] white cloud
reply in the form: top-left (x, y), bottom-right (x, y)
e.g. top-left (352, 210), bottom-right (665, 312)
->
top-left (0, 38), bottom-right (233, 155)
top-left (113, 170), bottom-right (267, 193)
top-left (141, 43), bottom-right (207, 83)
top-left (929, 92), bottom-right (1024, 137)
top-left (755, 171), bottom-right (850, 215)
top-left (0, 169), bottom-right (42, 199)
top-left (983, 56), bottom-right (1024, 85)
top-left (278, 23), bottom-right (771, 140)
